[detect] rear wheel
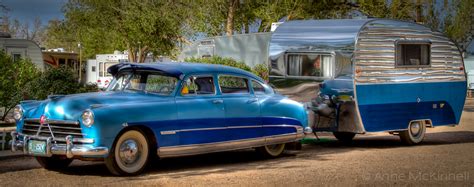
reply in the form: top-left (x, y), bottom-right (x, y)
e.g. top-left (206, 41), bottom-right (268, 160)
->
top-left (256, 143), bottom-right (285, 157)
top-left (399, 121), bottom-right (426, 145)
top-left (333, 132), bottom-right (356, 143)
top-left (35, 156), bottom-right (73, 170)
top-left (105, 130), bottom-right (150, 176)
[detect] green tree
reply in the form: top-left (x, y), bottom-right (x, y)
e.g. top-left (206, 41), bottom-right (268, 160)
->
top-left (357, 0), bottom-right (389, 18)
top-left (0, 51), bottom-right (40, 121)
top-left (46, 0), bottom-right (189, 62)
top-left (188, 0), bottom-right (356, 37)
top-left (28, 67), bottom-right (97, 100)
top-left (444, 0), bottom-right (474, 52)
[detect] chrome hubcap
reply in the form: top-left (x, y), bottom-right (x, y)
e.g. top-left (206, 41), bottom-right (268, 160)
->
top-left (410, 122), bottom-right (421, 136)
top-left (119, 139), bottom-right (141, 165)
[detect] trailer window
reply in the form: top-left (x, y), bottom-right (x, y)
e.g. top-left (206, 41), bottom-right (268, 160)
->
top-left (396, 41), bottom-right (431, 67)
top-left (286, 54), bottom-right (333, 78)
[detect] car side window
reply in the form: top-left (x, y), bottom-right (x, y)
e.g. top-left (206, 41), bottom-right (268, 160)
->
top-left (251, 80), bottom-right (266, 95)
top-left (145, 74), bottom-right (177, 95)
top-left (219, 75), bottom-right (249, 94)
top-left (181, 76), bottom-right (215, 95)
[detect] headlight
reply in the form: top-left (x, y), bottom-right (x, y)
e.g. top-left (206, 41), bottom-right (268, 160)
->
top-left (81, 110), bottom-right (94, 127)
top-left (13, 105), bottom-right (23, 120)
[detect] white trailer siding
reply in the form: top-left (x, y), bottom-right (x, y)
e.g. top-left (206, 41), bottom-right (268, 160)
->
top-left (0, 38), bottom-right (43, 70)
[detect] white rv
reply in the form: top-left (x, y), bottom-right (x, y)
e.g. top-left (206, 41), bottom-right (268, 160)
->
top-left (86, 52), bottom-right (128, 89)
top-left (86, 52), bottom-right (166, 88)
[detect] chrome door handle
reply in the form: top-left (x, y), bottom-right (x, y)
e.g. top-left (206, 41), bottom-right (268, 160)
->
top-left (247, 98), bottom-right (258, 103)
top-left (213, 99), bottom-right (223, 104)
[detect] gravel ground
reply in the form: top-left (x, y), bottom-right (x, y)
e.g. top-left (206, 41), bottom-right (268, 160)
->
top-left (0, 99), bottom-right (473, 186)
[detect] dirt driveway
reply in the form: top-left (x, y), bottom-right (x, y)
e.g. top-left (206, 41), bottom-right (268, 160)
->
top-left (0, 99), bottom-right (473, 186)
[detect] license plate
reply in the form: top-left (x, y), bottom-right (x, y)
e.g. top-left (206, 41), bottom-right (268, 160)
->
top-left (28, 140), bottom-right (47, 155)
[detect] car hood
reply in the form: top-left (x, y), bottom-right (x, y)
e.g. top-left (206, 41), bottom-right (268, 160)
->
top-left (24, 91), bottom-right (172, 120)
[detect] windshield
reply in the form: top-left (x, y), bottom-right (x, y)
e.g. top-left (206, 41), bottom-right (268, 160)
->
top-left (106, 71), bottom-right (178, 95)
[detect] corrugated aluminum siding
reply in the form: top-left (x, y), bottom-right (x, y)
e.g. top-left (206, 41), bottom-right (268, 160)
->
top-left (354, 19), bottom-right (465, 84)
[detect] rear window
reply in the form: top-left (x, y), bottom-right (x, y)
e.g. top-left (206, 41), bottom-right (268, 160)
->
top-left (396, 41), bottom-right (431, 67)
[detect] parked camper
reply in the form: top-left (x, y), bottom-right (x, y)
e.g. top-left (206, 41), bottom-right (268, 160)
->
top-left (86, 53), bottom-right (127, 89)
top-left (0, 33), bottom-right (43, 70)
top-left (179, 32), bottom-right (271, 67)
top-left (269, 19), bottom-right (467, 144)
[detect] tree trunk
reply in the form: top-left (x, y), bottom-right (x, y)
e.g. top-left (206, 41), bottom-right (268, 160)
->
top-left (138, 46), bottom-right (149, 63)
top-left (226, 0), bottom-right (238, 36)
top-left (1, 107), bottom-right (12, 121)
top-left (415, 0), bottom-right (423, 23)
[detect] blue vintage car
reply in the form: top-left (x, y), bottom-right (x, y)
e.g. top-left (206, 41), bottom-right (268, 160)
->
top-left (11, 62), bottom-right (310, 175)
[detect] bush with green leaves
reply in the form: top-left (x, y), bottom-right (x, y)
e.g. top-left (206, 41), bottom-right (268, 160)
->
top-left (0, 50), bottom-right (98, 121)
top-left (29, 67), bottom-right (98, 100)
top-left (251, 63), bottom-right (269, 82)
top-left (184, 56), bottom-right (269, 81)
top-left (0, 51), bottom-right (40, 121)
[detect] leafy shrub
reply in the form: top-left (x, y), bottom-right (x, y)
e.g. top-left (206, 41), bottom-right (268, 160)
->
top-left (251, 63), bottom-right (269, 82)
top-left (184, 56), bottom-right (253, 72)
top-left (29, 67), bottom-right (98, 100)
top-left (184, 56), bottom-right (269, 81)
top-left (0, 51), bottom-right (40, 121)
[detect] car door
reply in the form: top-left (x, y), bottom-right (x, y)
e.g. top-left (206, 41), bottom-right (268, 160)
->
top-left (218, 74), bottom-right (262, 142)
top-left (175, 74), bottom-right (227, 146)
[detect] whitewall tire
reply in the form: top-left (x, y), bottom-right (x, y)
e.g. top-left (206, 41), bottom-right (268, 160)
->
top-left (105, 130), bottom-right (150, 175)
top-left (256, 143), bottom-right (285, 157)
top-left (399, 121), bottom-right (426, 145)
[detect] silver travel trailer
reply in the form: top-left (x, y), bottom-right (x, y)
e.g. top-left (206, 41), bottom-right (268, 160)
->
top-left (269, 19), bottom-right (467, 144)
top-left (178, 32), bottom-right (271, 67)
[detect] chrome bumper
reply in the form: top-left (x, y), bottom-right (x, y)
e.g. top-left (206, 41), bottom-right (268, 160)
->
top-left (10, 131), bottom-right (108, 158)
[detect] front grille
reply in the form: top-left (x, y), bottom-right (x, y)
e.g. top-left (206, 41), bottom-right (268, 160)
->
top-left (22, 119), bottom-right (85, 141)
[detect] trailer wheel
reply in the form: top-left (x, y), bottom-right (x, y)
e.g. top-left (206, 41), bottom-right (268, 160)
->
top-left (399, 121), bottom-right (426, 145)
top-left (333, 132), bottom-right (356, 143)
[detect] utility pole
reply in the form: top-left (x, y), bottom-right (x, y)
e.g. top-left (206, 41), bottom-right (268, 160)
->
top-left (78, 43), bottom-right (82, 83)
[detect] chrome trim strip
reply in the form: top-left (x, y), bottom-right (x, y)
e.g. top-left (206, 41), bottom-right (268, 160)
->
top-left (10, 132), bottom-right (107, 157)
top-left (157, 132), bottom-right (301, 158)
top-left (15, 132), bottom-right (94, 143)
top-left (160, 124), bottom-right (303, 135)
top-left (24, 118), bottom-right (80, 125)
top-left (24, 124), bottom-right (82, 130)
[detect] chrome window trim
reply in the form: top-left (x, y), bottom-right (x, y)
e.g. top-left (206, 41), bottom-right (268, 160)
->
top-left (217, 74), bottom-right (251, 95)
top-left (284, 52), bottom-right (336, 78)
top-left (394, 40), bottom-right (432, 68)
top-left (179, 74), bottom-right (217, 96)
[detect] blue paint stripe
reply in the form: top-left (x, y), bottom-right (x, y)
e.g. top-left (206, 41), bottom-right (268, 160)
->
top-left (131, 117), bottom-right (303, 147)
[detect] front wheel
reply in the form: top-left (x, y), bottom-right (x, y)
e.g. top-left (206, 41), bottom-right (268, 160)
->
top-left (256, 143), bottom-right (285, 158)
top-left (333, 132), bottom-right (356, 143)
top-left (105, 130), bottom-right (150, 176)
top-left (399, 121), bottom-right (426, 145)
top-left (35, 156), bottom-right (73, 170)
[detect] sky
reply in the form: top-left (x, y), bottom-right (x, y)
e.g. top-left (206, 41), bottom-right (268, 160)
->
top-left (3, 0), bottom-right (66, 25)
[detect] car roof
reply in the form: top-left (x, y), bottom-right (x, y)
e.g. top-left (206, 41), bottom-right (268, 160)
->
top-left (108, 62), bottom-right (264, 82)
